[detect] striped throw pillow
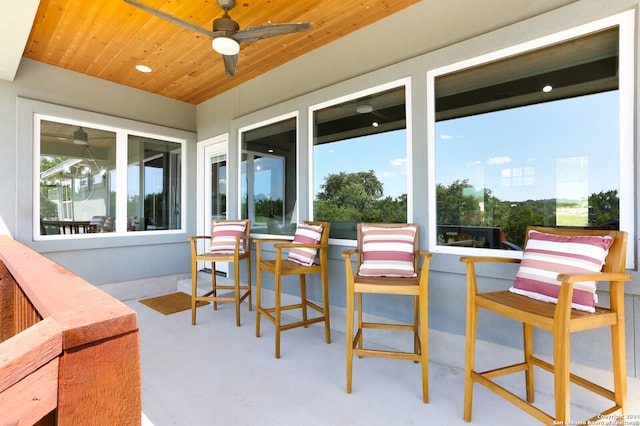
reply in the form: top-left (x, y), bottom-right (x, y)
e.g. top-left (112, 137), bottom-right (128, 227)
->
top-left (358, 226), bottom-right (417, 277)
top-left (210, 221), bottom-right (247, 254)
top-left (288, 223), bottom-right (323, 266)
top-left (510, 230), bottom-right (613, 312)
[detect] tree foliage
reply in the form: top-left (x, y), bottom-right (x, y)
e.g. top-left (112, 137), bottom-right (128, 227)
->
top-left (314, 170), bottom-right (406, 223)
top-left (588, 190), bottom-right (619, 226)
top-left (435, 179), bottom-right (619, 248)
top-left (312, 169), bottom-right (619, 247)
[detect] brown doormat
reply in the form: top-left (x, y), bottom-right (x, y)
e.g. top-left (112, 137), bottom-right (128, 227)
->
top-left (139, 292), bottom-right (209, 315)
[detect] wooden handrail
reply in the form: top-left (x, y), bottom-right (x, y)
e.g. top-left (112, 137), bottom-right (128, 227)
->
top-left (0, 235), bottom-right (141, 425)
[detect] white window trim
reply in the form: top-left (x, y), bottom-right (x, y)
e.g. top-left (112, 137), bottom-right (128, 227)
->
top-left (307, 77), bottom-right (413, 246)
top-left (32, 107), bottom-right (189, 241)
top-left (426, 11), bottom-right (635, 269)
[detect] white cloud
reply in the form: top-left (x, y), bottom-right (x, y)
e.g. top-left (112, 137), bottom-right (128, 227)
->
top-left (391, 157), bottom-right (407, 167)
top-left (466, 160), bottom-right (482, 167)
top-left (487, 156), bottom-right (512, 165)
top-left (440, 134), bottom-right (454, 140)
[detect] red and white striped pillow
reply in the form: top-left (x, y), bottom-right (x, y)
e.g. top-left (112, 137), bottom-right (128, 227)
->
top-left (288, 223), bottom-right (323, 266)
top-left (510, 230), bottom-right (613, 312)
top-left (358, 225), bottom-right (417, 277)
top-left (210, 221), bottom-right (247, 254)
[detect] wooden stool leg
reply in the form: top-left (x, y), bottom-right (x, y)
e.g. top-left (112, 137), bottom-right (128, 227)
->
top-left (211, 265), bottom-right (218, 311)
top-left (246, 257), bottom-right (252, 312)
top-left (523, 323), bottom-right (535, 402)
top-left (610, 283), bottom-right (627, 414)
top-left (322, 268), bottom-right (331, 344)
top-left (191, 260), bottom-right (198, 326)
top-left (300, 275), bottom-right (308, 328)
top-left (357, 293), bottom-right (363, 352)
top-left (275, 273), bottom-right (282, 359)
top-left (346, 281), bottom-right (355, 394)
top-left (419, 293), bottom-right (429, 404)
top-left (255, 267), bottom-right (262, 338)
top-left (413, 295), bottom-right (419, 359)
top-left (463, 303), bottom-right (477, 422)
top-left (553, 293), bottom-right (572, 423)
top-left (233, 259), bottom-right (241, 327)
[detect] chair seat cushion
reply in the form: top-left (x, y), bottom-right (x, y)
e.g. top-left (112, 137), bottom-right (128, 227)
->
top-left (210, 221), bottom-right (247, 254)
top-left (359, 225), bottom-right (417, 277)
top-left (509, 230), bottom-right (613, 312)
top-left (288, 223), bottom-right (323, 266)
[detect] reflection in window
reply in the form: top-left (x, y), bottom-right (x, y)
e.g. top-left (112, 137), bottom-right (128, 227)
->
top-left (39, 120), bottom-right (116, 235)
top-left (38, 118), bottom-right (184, 236)
top-left (434, 28), bottom-right (620, 250)
top-left (128, 136), bottom-right (182, 231)
top-left (241, 116), bottom-right (296, 235)
top-left (313, 85), bottom-right (408, 239)
top-left (211, 154), bottom-right (227, 221)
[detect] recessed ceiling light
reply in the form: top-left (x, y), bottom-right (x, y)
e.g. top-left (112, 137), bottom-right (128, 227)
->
top-left (136, 65), bottom-right (152, 73)
top-left (542, 85), bottom-right (553, 92)
top-left (356, 104), bottom-right (373, 114)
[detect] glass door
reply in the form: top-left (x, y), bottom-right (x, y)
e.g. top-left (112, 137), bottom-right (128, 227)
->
top-left (200, 138), bottom-right (229, 274)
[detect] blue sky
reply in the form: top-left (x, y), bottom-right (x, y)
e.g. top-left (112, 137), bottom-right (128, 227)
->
top-left (259, 90), bottom-right (618, 205)
top-left (312, 90), bottom-right (619, 204)
top-left (436, 91), bottom-right (619, 202)
top-left (313, 130), bottom-right (408, 199)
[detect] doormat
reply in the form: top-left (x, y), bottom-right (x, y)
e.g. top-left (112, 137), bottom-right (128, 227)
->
top-left (139, 292), bottom-right (208, 315)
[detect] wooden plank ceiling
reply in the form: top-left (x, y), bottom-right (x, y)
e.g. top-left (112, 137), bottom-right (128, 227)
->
top-left (23, 0), bottom-right (420, 105)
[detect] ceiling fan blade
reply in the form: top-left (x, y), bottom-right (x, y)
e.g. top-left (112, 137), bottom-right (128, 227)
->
top-left (233, 23), bottom-right (312, 43)
top-left (222, 54), bottom-right (238, 77)
top-left (124, 0), bottom-right (217, 39)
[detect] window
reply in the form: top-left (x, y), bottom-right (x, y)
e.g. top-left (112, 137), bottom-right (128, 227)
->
top-left (312, 82), bottom-right (409, 240)
top-left (37, 117), bottom-right (185, 237)
top-left (428, 13), bottom-right (634, 265)
top-left (240, 115), bottom-right (297, 235)
top-left (127, 135), bottom-right (182, 231)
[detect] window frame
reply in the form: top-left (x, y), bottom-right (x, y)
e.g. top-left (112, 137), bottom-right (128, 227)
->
top-left (33, 112), bottom-right (188, 240)
top-left (426, 11), bottom-right (635, 268)
top-left (308, 78), bottom-right (413, 245)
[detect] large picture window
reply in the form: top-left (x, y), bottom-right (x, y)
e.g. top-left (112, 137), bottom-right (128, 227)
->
top-left (37, 117), bottom-right (184, 237)
top-left (428, 14), bottom-right (634, 264)
top-left (312, 82), bottom-right (409, 240)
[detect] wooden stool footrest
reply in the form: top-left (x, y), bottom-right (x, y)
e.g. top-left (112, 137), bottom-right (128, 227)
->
top-left (530, 356), bottom-right (616, 401)
top-left (472, 371), bottom-right (553, 424)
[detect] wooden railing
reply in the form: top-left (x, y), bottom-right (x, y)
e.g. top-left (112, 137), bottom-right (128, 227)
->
top-left (0, 235), bottom-right (141, 425)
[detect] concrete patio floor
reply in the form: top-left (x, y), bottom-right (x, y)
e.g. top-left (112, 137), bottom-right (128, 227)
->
top-left (103, 276), bottom-right (640, 426)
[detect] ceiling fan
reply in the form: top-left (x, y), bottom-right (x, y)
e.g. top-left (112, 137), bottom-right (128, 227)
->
top-left (123, 0), bottom-right (313, 77)
top-left (41, 126), bottom-right (110, 146)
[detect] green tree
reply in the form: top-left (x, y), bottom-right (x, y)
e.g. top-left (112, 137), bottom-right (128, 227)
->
top-left (436, 179), bottom-right (479, 225)
top-left (317, 170), bottom-right (383, 213)
top-left (497, 203), bottom-right (544, 248)
top-left (589, 190), bottom-right (619, 226)
top-left (314, 170), bottom-right (406, 224)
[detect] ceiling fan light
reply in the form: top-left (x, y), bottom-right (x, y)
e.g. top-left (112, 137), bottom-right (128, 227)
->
top-left (73, 128), bottom-right (88, 145)
top-left (212, 37), bottom-right (240, 55)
